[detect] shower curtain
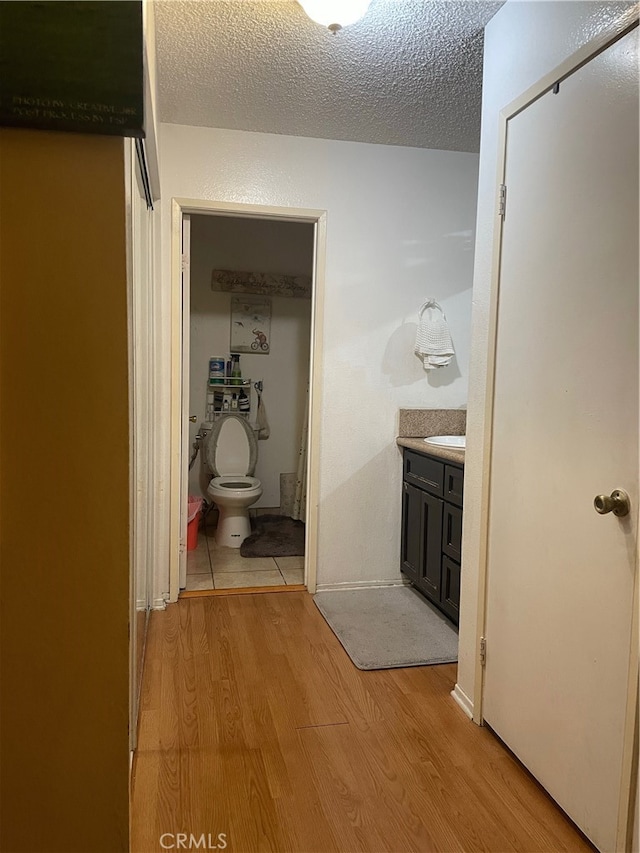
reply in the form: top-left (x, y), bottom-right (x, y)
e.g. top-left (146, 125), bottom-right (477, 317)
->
top-left (292, 385), bottom-right (309, 522)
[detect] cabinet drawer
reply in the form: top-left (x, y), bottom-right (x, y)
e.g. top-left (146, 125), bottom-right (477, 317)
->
top-left (440, 556), bottom-right (460, 625)
top-left (442, 503), bottom-right (463, 562)
top-left (444, 464), bottom-right (464, 507)
top-left (403, 450), bottom-right (444, 496)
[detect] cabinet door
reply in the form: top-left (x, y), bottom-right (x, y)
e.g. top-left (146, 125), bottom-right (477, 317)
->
top-left (442, 502), bottom-right (463, 562)
top-left (444, 464), bottom-right (464, 507)
top-left (400, 482), bottom-right (422, 582)
top-left (440, 556), bottom-right (460, 625)
top-left (418, 491), bottom-right (443, 602)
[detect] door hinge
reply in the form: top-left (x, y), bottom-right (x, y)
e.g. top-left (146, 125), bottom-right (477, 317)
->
top-left (479, 636), bottom-right (487, 667)
top-left (498, 184), bottom-right (507, 219)
top-left (181, 253), bottom-right (189, 272)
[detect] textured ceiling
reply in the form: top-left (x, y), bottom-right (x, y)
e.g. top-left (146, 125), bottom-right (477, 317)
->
top-left (155, 0), bottom-right (503, 153)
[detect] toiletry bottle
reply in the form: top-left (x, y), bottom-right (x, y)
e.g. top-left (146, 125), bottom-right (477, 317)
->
top-left (239, 388), bottom-right (250, 413)
top-left (230, 353), bottom-right (242, 386)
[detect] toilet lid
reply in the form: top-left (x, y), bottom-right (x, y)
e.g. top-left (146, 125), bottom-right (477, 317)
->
top-left (205, 415), bottom-right (257, 477)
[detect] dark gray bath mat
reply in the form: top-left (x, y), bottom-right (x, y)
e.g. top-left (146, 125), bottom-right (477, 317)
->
top-left (313, 586), bottom-right (458, 670)
top-left (240, 514), bottom-right (305, 558)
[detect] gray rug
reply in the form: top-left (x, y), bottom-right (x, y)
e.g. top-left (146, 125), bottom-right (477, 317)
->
top-left (240, 514), bottom-right (305, 558)
top-left (313, 586), bottom-right (458, 670)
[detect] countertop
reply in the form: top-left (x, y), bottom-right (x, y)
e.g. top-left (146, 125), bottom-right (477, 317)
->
top-left (396, 436), bottom-right (465, 466)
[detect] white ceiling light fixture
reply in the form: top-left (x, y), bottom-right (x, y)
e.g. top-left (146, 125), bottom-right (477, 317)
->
top-left (297, 0), bottom-right (372, 33)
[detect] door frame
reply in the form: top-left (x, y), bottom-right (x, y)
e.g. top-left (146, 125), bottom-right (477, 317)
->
top-left (472, 8), bottom-right (639, 848)
top-left (169, 197), bottom-right (327, 602)
top-left (127, 139), bottom-right (156, 750)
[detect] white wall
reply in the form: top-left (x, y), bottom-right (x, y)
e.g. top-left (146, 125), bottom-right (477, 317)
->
top-left (458, 0), bottom-right (635, 713)
top-left (188, 215), bottom-right (313, 506)
top-left (158, 123), bottom-right (478, 590)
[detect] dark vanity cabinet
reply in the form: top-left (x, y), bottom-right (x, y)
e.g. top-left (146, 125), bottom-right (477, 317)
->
top-left (401, 449), bottom-right (463, 625)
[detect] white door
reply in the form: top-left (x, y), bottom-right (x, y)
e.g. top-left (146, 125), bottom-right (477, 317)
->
top-left (179, 214), bottom-right (191, 590)
top-left (483, 29), bottom-right (638, 852)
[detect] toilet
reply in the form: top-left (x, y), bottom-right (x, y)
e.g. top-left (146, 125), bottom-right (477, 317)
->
top-left (202, 414), bottom-right (262, 548)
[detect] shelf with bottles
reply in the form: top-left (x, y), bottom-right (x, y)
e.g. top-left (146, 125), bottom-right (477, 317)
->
top-left (208, 410), bottom-right (251, 420)
top-left (205, 407), bottom-right (251, 421)
top-left (207, 379), bottom-right (252, 389)
top-left (206, 381), bottom-right (251, 421)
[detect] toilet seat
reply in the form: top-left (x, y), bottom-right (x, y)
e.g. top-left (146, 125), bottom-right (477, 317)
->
top-left (217, 480), bottom-right (255, 490)
top-left (208, 475), bottom-right (261, 498)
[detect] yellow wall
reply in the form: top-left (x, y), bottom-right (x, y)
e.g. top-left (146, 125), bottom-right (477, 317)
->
top-left (0, 129), bottom-right (129, 851)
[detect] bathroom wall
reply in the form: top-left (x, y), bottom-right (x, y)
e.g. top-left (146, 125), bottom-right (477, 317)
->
top-left (0, 129), bottom-right (129, 850)
top-left (157, 123), bottom-right (478, 593)
top-left (457, 0), bottom-right (634, 715)
top-left (188, 215), bottom-right (313, 507)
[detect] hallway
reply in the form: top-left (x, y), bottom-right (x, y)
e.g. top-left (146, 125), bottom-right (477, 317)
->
top-left (131, 592), bottom-right (591, 852)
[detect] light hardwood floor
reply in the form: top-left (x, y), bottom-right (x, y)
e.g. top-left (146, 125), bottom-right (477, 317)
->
top-left (131, 592), bottom-right (592, 853)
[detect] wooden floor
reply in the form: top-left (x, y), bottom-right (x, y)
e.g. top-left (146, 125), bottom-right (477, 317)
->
top-left (131, 592), bottom-right (591, 853)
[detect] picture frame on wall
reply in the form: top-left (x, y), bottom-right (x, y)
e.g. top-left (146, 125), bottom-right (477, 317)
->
top-left (230, 297), bottom-right (271, 354)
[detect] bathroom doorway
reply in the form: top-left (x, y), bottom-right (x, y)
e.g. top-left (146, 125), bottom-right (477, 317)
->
top-left (169, 200), bottom-right (326, 601)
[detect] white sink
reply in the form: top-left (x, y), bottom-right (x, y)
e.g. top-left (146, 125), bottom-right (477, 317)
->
top-left (423, 435), bottom-right (466, 451)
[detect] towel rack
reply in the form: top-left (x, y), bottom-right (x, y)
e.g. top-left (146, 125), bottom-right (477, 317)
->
top-left (418, 298), bottom-right (447, 320)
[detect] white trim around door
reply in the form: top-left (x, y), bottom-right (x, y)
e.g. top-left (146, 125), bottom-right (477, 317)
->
top-left (169, 198), bottom-right (327, 603)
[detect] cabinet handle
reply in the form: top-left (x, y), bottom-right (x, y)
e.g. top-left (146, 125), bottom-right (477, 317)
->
top-left (404, 482), bottom-right (408, 492)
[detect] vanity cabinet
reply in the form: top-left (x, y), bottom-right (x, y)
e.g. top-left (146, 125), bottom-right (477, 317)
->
top-left (401, 448), bottom-right (463, 625)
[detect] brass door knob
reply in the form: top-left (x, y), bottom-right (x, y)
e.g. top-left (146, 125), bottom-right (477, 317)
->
top-left (189, 415), bottom-right (198, 423)
top-left (594, 489), bottom-right (631, 517)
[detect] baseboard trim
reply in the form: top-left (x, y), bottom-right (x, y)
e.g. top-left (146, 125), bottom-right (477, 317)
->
top-left (315, 578), bottom-right (410, 593)
top-left (152, 596), bottom-right (167, 610)
top-left (180, 584), bottom-right (306, 598)
top-left (451, 683), bottom-right (474, 720)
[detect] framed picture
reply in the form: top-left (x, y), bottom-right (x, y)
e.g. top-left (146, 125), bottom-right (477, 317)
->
top-left (230, 297), bottom-right (271, 354)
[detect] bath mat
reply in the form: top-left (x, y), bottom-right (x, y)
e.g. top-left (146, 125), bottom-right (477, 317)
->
top-left (313, 586), bottom-right (458, 670)
top-left (240, 514), bottom-right (305, 558)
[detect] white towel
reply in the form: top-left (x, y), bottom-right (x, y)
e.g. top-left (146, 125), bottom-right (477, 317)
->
top-left (256, 393), bottom-right (270, 439)
top-left (415, 300), bottom-right (455, 370)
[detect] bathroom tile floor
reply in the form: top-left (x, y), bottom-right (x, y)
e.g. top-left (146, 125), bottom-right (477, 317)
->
top-left (184, 517), bottom-right (305, 591)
